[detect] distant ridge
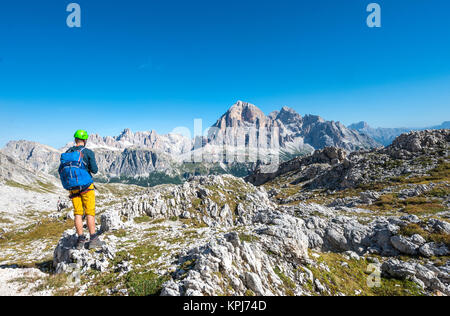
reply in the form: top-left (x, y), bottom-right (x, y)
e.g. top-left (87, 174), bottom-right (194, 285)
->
top-left (348, 121), bottom-right (450, 146)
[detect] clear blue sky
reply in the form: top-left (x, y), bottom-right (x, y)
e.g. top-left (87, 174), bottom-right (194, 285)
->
top-left (0, 0), bottom-right (449, 148)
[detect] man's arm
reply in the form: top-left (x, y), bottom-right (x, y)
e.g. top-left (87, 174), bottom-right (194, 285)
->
top-left (87, 150), bottom-right (99, 175)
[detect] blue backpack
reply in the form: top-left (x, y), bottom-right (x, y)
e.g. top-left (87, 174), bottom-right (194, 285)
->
top-left (58, 148), bottom-right (93, 191)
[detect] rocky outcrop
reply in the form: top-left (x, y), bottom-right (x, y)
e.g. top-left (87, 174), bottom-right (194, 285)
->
top-left (48, 173), bottom-right (449, 296)
top-left (382, 259), bottom-right (450, 295)
top-left (248, 129), bottom-right (449, 191)
top-left (53, 229), bottom-right (117, 274)
top-left (278, 203), bottom-right (450, 260)
top-left (121, 175), bottom-right (276, 227)
top-left (246, 147), bottom-right (347, 186)
top-left (100, 210), bottom-right (125, 232)
top-left (294, 205), bottom-right (399, 256)
top-left (385, 129), bottom-right (450, 159)
top-left (161, 209), bottom-right (309, 296)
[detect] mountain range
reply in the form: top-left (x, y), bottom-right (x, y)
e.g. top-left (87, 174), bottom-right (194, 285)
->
top-left (1, 101), bottom-right (447, 186)
top-left (348, 121), bottom-right (450, 146)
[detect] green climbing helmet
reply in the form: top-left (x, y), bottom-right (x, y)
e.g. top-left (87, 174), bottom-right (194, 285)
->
top-left (74, 129), bottom-right (89, 140)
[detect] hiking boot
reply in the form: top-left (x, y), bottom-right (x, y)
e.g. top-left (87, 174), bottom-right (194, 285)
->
top-left (88, 235), bottom-right (105, 250)
top-left (76, 235), bottom-right (87, 250)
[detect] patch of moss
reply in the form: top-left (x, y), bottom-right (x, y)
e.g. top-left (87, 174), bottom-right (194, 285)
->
top-left (273, 266), bottom-right (295, 296)
top-left (307, 252), bottom-right (424, 296)
top-left (84, 271), bottom-right (125, 296)
top-left (426, 186), bottom-right (449, 198)
top-left (144, 225), bottom-right (165, 233)
top-left (239, 233), bottom-right (260, 243)
top-left (36, 273), bottom-right (78, 296)
top-left (399, 223), bottom-right (450, 247)
top-left (129, 243), bottom-right (164, 266)
top-left (150, 218), bottom-right (166, 224)
top-left (180, 218), bottom-right (208, 228)
top-left (244, 289), bottom-right (255, 296)
top-left (112, 229), bottom-right (128, 238)
top-left (5, 180), bottom-right (42, 193)
top-left (0, 216), bottom-right (13, 224)
top-left (371, 278), bottom-right (424, 296)
top-left (368, 193), bottom-right (446, 216)
top-left (178, 259), bottom-right (196, 278)
top-left (86, 249), bottom-right (168, 296)
top-left (36, 180), bottom-right (57, 192)
top-left (133, 216), bottom-right (152, 224)
top-left (125, 270), bottom-right (170, 296)
top-left (0, 219), bottom-right (73, 246)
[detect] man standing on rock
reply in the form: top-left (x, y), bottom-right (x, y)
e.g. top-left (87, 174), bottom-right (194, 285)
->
top-left (59, 130), bottom-right (104, 250)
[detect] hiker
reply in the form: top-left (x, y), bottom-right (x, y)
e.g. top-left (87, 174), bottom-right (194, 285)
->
top-left (58, 130), bottom-right (104, 250)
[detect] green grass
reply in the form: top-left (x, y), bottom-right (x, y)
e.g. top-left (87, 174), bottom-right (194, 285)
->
top-left (36, 273), bottom-right (78, 296)
top-left (239, 233), bottom-right (260, 243)
top-left (133, 216), bottom-right (152, 224)
top-left (0, 219), bottom-right (73, 246)
top-left (368, 193), bottom-right (446, 216)
top-left (125, 270), bottom-right (170, 296)
top-left (36, 180), bottom-right (57, 192)
top-left (401, 160), bottom-right (450, 184)
top-left (307, 252), bottom-right (424, 296)
top-left (5, 180), bottom-right (42, 193)
top-left (244, 289), bottom-right (255, 296)
top-left (128, 243), bottom-right (164, 266)
top-left (180, 217), bottom-right (208, 228)
top-left (0, 216), bottom-right (13, 224)
top-left (426, 186), bottom-right (449, 198)
top-left (399, 223), bottom-right (450, 247)
top-left (85, 243), bottom-right (169, 296)
top-left (149, 218), bottom-right (165, 224)
top-left (86, 257), bottom-right (170, 295)
top-left (112, 229), bottom-right (128, 238)
top-left (5, 180), bottom-right (57, 194)
top-left (273, 266), bottom-right (295, 296)
top-left (371, 278), bottom-right (425, 296)
top-left (144, 225), bottom-right (165, 233)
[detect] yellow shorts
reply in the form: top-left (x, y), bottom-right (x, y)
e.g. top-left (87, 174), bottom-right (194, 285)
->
top-left (70, 184), bottom-right (95, 217)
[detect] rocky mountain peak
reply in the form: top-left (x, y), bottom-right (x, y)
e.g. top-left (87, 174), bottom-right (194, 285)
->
top-left (1, 140), bottom-right (61, 173)
top-left (348, 121), bottom-right (370, 130)
top-left (276, 106), bottom-right (303, 125)
top-left (267, 111), bottom-right (279, 120)
top-left (303, 114), bottom-right (325, 124)
top-left (118, 128), bottom-right (134, 140)
top-left (213, 101), bottom-right (267, 129)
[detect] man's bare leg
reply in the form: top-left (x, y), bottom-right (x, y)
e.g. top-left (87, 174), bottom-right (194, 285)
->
top-left (86, 215), bottom-right (96, 236)
top-left (87, 215), bottom-right (104, 249)
top-left (75, 215), bottom-right (84, 236)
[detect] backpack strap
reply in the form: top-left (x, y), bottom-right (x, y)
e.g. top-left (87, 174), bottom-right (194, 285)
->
top-left (77, 148), bottom-right (88, 167)
top-left (78, 148), bottom-right (85, 161)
